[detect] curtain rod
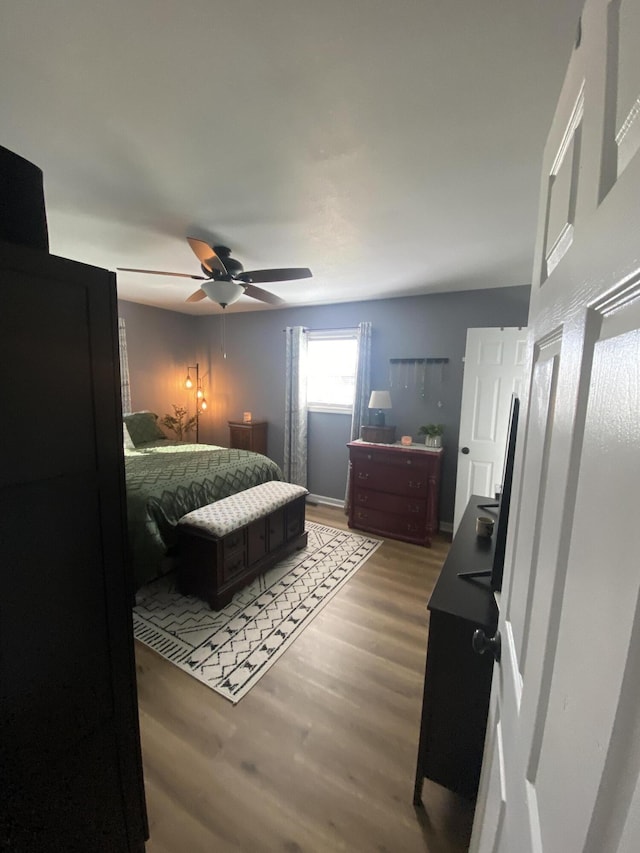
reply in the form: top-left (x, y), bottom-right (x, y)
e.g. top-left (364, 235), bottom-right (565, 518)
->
top-left (282, 326), bottom-right (357, 333)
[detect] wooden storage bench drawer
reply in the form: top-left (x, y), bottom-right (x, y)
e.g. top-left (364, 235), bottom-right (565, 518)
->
top-left (176, 481), bottom-right (308, 610)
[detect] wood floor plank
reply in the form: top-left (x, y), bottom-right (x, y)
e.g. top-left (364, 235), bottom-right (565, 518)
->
top-left (137, 505), bottom-right (474, 852)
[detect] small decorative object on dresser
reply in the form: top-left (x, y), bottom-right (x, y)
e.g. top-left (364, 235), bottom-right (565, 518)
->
top-left (360, 424), bottom-right (396, 444)
top-left (228, 419), bottom-right (268, 455)
top-left (347, 440), bottom-right (442, 546)
top-left (419, 423), bottom-right (444, 447)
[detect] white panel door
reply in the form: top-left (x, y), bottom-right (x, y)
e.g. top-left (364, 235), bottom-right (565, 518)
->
top-left (471, 1), bottom-right (640, 851)
top-left (453, 327), bottom-right (528, 533)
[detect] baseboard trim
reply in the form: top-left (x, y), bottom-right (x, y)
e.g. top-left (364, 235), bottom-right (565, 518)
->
top-left (306, 493), bottom-right (345, 509)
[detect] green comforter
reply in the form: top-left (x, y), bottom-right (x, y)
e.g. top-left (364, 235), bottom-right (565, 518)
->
top-left (124, 441), bottom-right (284, 589)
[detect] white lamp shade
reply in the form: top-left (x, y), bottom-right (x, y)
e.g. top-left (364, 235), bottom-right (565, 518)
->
top-left (368, 390), bottom-right (392, 409)
top-left (201, 280), bottom-right (245, 307)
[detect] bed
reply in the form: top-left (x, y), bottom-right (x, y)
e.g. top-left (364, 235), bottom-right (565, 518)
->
top-left (122, 414), bottom-right (284, 590)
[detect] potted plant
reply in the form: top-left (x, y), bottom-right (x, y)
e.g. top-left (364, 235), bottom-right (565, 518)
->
top-left (418, 423), bottom-right (444, 448)
top-left (160, 404), bottom-right (197, 441)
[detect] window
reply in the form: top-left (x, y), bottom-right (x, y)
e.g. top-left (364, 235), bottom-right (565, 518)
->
top-left (306, 329), bottom-right (358, 413)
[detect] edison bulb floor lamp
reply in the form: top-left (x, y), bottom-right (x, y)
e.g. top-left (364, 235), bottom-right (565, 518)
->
top-left (185, 363), bottom-right (208, 442)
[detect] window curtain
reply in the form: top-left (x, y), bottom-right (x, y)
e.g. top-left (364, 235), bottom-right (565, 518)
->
top-left (118, 317), bottom-right (132, 415)
top-left (344, 321), bottom-right (372, 509)
top-left (283, 326), bottom-right (308, 486)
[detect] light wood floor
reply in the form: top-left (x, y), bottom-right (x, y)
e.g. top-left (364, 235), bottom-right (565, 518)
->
top-left (135, 504), bottom-right (476, 853)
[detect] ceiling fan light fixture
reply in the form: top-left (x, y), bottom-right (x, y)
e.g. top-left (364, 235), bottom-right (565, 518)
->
top-left (201, 280), bottom-right (245, 307)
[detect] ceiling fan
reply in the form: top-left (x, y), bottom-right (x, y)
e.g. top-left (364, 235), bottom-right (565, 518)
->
top-left (118, 237), bottom-right (312, 308)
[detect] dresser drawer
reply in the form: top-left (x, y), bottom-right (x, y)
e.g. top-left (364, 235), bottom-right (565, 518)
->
top-left (352, 461), bottom-right (429, 497)
top-left (351, 505), bottom-right (427, 540)
top-left (350, 446), bottom-right (432, 473)
top-left (353, 487), bottom-right (426, 517)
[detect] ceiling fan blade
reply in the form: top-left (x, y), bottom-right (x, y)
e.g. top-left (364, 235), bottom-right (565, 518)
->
top-left (117, 267), bottom-right (206, 280)
top-left (243, 284), bottom-right (286, 305)
top-left (185, 288), bottom-right (208, 302)
top-left (187, 237), bottom-right (227, 275)
top-left (237, 267), bottom-right (312, 284)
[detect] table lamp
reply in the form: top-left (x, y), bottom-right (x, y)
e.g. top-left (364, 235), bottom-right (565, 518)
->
top-left (368, 390), bottom-right (392, 426)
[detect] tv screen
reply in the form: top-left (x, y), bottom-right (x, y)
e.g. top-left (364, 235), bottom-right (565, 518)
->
top-left (490, 394), bottom-right (519, 591)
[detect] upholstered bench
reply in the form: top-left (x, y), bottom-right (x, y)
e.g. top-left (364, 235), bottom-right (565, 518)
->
top-left (176, 481), bottom-right (308, 610)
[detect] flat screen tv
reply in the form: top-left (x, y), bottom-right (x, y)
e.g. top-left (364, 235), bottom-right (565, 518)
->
top-left (490, 394), bottom-right (519, 591)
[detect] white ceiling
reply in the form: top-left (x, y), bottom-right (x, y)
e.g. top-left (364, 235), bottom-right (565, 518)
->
top-left (1, 0), bottom-right (584, 314)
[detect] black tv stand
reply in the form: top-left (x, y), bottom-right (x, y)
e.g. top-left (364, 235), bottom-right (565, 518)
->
top-left (413, 495), bottom-right (498, 804)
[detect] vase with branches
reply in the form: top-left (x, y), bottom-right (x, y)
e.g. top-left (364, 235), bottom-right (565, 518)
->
top-left (160, 404), bottom-right (197, 441)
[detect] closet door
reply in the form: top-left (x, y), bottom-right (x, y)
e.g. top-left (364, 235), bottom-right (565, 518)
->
top-left (0, 239), bottom-right (147, 852)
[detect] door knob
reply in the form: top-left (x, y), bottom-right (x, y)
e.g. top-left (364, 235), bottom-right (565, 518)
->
top-left (472, 628), bottom-right (501, 662)
top-left (461, 446), bottom-right (470, 454)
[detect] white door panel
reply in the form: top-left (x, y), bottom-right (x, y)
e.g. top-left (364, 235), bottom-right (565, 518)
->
top-left (472, 690), bottom-right (506, 853)
top-left (471, 2), bottom-right (640, 851)
top-left (507, 348), bottom-right (559, 672)
top-left (534, 325), bottom-right (640, 853)
top-left (454, 327), bottom-right (528, 533)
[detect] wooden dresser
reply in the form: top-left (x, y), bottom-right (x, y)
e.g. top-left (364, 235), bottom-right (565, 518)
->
top-left (228, 420), bottom-right (268, 455)
top-left (413, 495), bottom-right (498, 803)
top-left (347, 440), bottom-right (442, 546)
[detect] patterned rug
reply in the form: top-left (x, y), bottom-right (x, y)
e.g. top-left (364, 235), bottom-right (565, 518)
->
top-left (133, 522), bottom-right (381, 703)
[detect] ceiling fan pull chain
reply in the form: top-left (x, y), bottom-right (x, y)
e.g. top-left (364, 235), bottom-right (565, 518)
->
top-left (221, 310), bottom-right (227, 359)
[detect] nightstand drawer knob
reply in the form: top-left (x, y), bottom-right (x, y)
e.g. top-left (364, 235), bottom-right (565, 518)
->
top-left (358, 472), bottom-right (370, 480)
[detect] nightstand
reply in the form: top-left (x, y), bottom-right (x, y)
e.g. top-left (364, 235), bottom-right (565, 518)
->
top-left (228, 420), bottom-right (268, 455)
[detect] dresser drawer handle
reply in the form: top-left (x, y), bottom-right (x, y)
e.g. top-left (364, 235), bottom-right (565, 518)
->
top-left (359, 494), bottom-right (369, 503)
top-left (358, 472), bottom-right (370, 480)
top-left (357, 511), bottom-right (369, 520)
top-left (408, 504), bottom-right (421, 513)
top-left (408, 480), bottom-right (423, 489)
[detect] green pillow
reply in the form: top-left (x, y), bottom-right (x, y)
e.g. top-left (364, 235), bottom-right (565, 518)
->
top-left (123, 411), bottom-right (166, 446)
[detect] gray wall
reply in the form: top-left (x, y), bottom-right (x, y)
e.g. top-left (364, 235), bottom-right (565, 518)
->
top-left (118, 286), bottom-right (530, 524)
top-left (117, 300), bottom-right (198, 425)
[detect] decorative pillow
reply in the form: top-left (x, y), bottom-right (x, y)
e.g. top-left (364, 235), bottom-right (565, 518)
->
top-left (123, 411), bottom-right (166, 446)
top-left (123, 422), bottom-right (136, 450)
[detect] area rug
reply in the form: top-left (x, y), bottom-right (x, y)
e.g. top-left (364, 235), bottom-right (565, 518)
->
top-left (133, 522), bottom-right (381, 703)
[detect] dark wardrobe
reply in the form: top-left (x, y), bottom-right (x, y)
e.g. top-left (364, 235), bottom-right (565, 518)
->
top-left (0, 236), bottom-right (148, 851)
